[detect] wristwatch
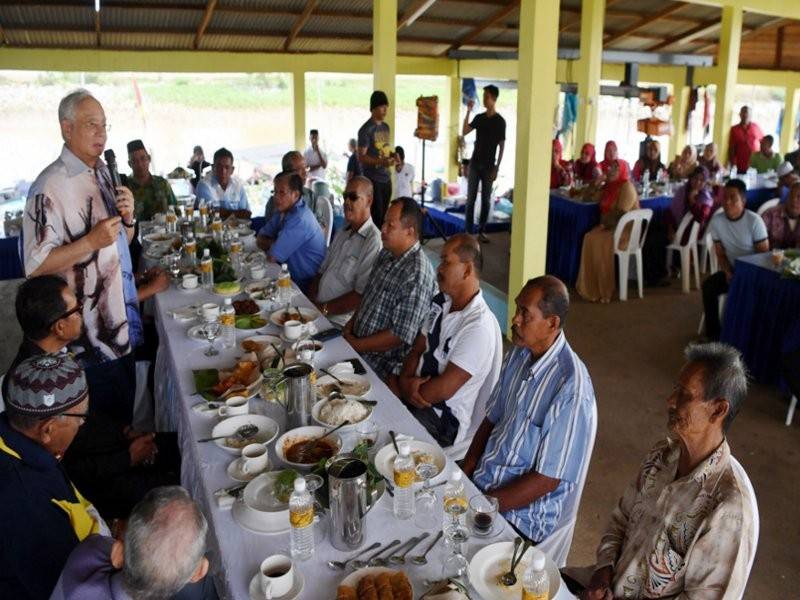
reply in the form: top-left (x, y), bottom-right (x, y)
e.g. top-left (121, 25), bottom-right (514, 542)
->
top-left (122, 218), bottom-right (137, 229)
top-left (321, 303), bottom-right (329, 316)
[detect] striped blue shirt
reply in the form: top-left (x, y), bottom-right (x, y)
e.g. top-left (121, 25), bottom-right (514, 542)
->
top-left (473, 332), bottom-right (595, 542)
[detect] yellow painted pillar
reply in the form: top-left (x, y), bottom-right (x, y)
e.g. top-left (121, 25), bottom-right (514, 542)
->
top-left (780, 86), bottom-right (800, 155)
top-left (292, 71), bottom-right (306, 152)
top-left (445, 74), bottom-right (461, 182)
top-left (670, 77), bottom-right (690, 159)
top-left (573, 0), bottom-right (605, 153)
top-left (713, 5), bottom-right (743, 167)
top-left (372, 0), bottom-right (397, 137)
top-left (507, 0), bottom-right (560, 328)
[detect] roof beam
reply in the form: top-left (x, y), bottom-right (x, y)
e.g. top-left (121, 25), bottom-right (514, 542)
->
top-left (194, 0), bottom-right (217, 50)
top-left (694, 16), bottom-right (789, 53)
top-left (774, 25), bottom-right (784, 68)
top-left (446, 0), bottom-right (519, 53)
top-left (398, 0), bottom-right (438, 29)
top-left (603, 4), bottom-right (686, 47)
top-left (0, 22), bottom-right (6, 46)
top-left (94, 7), bottom-right (100, 47)
top-left (647, 19), bottom-right (720, 51)
top-left (284, 0), bottom-right (317, 52)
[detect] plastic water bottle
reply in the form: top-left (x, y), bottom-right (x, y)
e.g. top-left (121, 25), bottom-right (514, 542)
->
top-left (277, 263), bottom-right (292, 303)
top-left (289, 477), bottom-right (315, 561)
top-left (393, 443), bottom-right (415, 520)
top-left (442, 470), bottom-right (468, 539)
top-left (521, 549), bottom-right (550, 600)
top-left (184, 232), bottom-right (197, 268)
top-left (200, 248), bottom-right (214, 289)
top-left (641, 171), bottom-right (650, 199)
top-left (220, 298), bottom-right (235, 349)
top-left (165, 206), bottom-right (177, 233)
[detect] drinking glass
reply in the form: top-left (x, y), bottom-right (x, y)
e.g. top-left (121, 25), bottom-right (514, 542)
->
top-left (202, 319), bottom-right (221, 357)
top-left (354, 420), bottom-right (379, 452)
top-left (168, 251), bottom-right (182, 282)
top-left (414, 462), bottom-right (440, 529)
top-left (441, 536), bottom-right (469, 581)
top-left (468, 493), bottom-right (500, 537)
top-left (293, 339), bottom-right (316, 366)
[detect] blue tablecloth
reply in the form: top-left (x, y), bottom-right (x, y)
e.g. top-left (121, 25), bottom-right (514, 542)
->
top-left (720, 253), bottom-right (800, 385)
top-left (0, 237), bottom-right (23, 280)
top-left (421, 202), bottom-right (510, 238)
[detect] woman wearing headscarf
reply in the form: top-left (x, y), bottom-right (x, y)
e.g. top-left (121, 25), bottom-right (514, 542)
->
top-left (551, 138), bottom-right (573, 188)
top-left (666, 165), bottom-right (715, 242)
top-left (698, 143), bottom-right (723, 179)
top-left (632, 139), bottom-right (666, 182)
top-left (600, 141), bottom-right (631, 181)
top-left (573, 143), bottom-right (602, 184)
top-left (669, 144), bottom-right (699, 180)
top-left (576, 160), bottom-right (640, 303)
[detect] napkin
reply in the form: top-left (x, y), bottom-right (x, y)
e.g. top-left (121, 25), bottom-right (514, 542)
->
top-left (214, 484), bottom-right (245, 510)
top-left (326, 361), bottom-right (355, 378)
top-left (169, 303), bottom-right (201, 321)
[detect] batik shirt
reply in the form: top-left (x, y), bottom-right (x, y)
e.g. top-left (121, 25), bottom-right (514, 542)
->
top-left (352, 242), bottom-right (436, 379)
top-left (23, 145), bottom-right (141, 365)
top-left (124, 174), bottom-right (176, 221)
top-left (596, 438), bottom-right (754, 599)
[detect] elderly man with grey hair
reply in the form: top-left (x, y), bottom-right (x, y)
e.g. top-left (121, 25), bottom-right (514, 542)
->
top-left (51, 485), bottom-right (214, 600)
top-left (22, 88), bottom-right (141, 426)
top-left (565, 343), bottom-right (757, 600)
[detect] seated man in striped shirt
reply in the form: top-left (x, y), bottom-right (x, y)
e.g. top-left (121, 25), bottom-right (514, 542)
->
top-left (462, 276), bottom-right (597, 543)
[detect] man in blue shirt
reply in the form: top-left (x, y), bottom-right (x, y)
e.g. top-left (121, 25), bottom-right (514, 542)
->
top-left (462, 275), bottom-right (596, 543)
top-left (256, 171), bottom-right (326, 291)
top-left (194, 147), bottom-right (249, 212)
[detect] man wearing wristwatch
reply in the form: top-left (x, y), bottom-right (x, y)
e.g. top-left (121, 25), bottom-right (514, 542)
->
top-left (23, 88), bottom-right (143, 427)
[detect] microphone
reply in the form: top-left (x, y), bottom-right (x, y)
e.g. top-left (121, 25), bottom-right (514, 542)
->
top-left (104, 149), bottom-right (122, 188)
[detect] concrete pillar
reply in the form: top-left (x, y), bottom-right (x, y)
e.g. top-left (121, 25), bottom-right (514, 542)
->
top-left (713, 5), bottom-right (743, 167)
top-left (445, 74), bottom-right (461, 182)
top-left (372, 0), bottom-right (397, 136)
top-left (573, 0), bottom-right (605, 153)
top-left (780, 86), bottom-right (800, 155)
top-left (292, 71), bottom-right (306, 152)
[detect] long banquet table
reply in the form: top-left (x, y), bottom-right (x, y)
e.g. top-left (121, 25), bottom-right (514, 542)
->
top-left (152, 264), bottom-right (561, 599)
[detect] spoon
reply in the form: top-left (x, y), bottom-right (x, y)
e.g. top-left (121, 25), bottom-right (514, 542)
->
top-left (410, 530), bottom-right (443, 565)
top-left (390, 532), bottom-right (429, 565)
top-left (326, 542), bottom-right (381, 570)
top-left (295, 420), bottom-right (350, 461)
top-left (367, 539), bottom-right (403, 567)
top-left (389, 430), bottom-right (400, 453)
top-left (501, 538), bottom-right (529, 586)
top-left (352, 539), bottom-right (400, 569)
top-left (197, 423), bottom-right (258, 443)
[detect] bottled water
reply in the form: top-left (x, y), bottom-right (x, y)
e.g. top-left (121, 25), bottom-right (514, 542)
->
top-left (641, 171), bottom-right (650, 199)
top-left (183, 232), bottom-right (196, 268)
top-left (220, 298), bottom-right (236, 349)
top-left (277, 263), bottom-right (292, 304)
top-left (521, 549), bottom-right (550, 600)
top-left (392, 443), bottom-right (415, 520)
top-left (165, 206), bottom-right (177, 233)
top-left (289, 477), bottom-right (315, 561)
top-left (442, 470), bottom-right (468, 542)
top-left (200, 248), bottom-right (214, 289)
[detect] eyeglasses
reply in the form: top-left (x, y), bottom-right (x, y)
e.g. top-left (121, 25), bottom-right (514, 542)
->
top-left (47, 301), bottom-right (83, 329)
top-left (61, 412), bottom-right (90, 424)
top-left (343, 192), bottom-right (361, 202)
top-left (81, 120), bottom-right (111, 134)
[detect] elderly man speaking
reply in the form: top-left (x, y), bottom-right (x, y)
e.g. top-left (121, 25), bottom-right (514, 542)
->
top-left (23, 89), bottom-right (141, 426)
top-left (567, 343), bottom-right (756, 600)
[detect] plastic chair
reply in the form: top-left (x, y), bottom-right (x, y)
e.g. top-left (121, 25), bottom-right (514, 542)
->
top-left (698, 207), bottom-right (724, 273)
top-left (757, 197), bottom-right (780, 218)
top-left (613, 208), bottom-right (653, 301)
top-left (786, 396), bottom-right (797, 426)
top-left (729, 457), bottom-right (759, 596)
top-left (317, 196), bottom-right (334, 246)
top-left (665, 212), bottom-right (701, 293)
top-left (536, 400), bottom-right (598, 568)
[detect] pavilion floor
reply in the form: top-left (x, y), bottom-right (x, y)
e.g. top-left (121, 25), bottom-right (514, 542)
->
top-left (422, 231), bottom-right (798, 600)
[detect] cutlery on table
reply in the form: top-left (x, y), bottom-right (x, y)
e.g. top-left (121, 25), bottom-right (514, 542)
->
top-left (390, 532), bottom-right (430, 564)
top-left (368, 538), bottom-right (404, 567)
top-left (500, 538), bottom-right (530, 586)
top-left (326, 542), bottom-right (381, 570)
top-left (351, 539), bottom-right (400, 569)
top-left (389, 430), bottom-right (400, 454)
top-left (410, 530), bottom-right (443, 565)
top-left (197, 423), bottom-right (258, 443)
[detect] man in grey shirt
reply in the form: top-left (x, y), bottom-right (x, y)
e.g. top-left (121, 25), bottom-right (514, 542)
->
top-left (308, 176), bottom-right (382, 326)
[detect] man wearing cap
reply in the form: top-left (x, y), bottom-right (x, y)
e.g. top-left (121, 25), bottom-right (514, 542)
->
top-left (123, 139), bottom-right (176, 222)
top-left (358, 90), bottom-right (396, 229)
top-left (777, 161), bottom-right (800, 199)
top-left (23, 88), bottom-right (141, 427)
top-left (0, 354), bottom-right (110, 599)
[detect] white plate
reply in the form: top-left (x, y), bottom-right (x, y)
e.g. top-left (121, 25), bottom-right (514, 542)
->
top-left (191, 401), bottom-right (219, 417)
top-left (211, 414), bottom-right (280, 456)
top-left (245, 279), bottom-right (276, 295)
top-left (311, 397), bottom-right (373, 430)
top-left (143, 232), bottom-right (179, 244)
top-left (248, 569), bottom-right (304, 600)
top-left (340, 567), bottom-right (415, 595)
top-left (240, 334), bottom-right (283, 354)
top-left (274, 426), bottom-right (343, 470)
top-left (187, 324), bottom-right (206, 341)
top-left (315, 374), bottom-right (372, 399)
top-left (227, 456), bottom-right (270, 482)
top-left (468, 541), bottom-right (562, 600)
top-left (374, 440), bottom-right (447, 483)
top-left (269, 307), bottom-right (320, 327)
top-left (232, 472), bottom-right (290, 535)
top-left (179, 284), bottom-right (200, 294)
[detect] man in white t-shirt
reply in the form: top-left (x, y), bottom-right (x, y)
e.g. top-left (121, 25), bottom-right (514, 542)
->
top-left (702, 178), bottom-right (769, 340)
top-left (394, 146), bottom-right (415, 199)
top-left (303, 129), bottom-right (328, 181)
top-left (393, 233), bottom-right (502, 446)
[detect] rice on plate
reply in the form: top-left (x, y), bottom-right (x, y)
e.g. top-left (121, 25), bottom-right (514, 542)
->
top-left (317, 398), bottom-right (370, 426)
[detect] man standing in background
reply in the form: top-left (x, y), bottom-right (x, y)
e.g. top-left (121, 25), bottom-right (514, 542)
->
top-left (394, 146), bottom-right (415, 199)
top-left (729, 106), bottom-right (764, 173)
top-left (304, 129), bottom-right (328, 181)
top-left (358, 90), bottom-right (395, 229)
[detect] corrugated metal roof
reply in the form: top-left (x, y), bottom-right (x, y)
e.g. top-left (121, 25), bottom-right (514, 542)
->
top-left (426, 1), bottom-right (496, 22)
top-left (400, 21), bottom-right (466, 42)
top-left (289, 36), bottom-right (370, 53)
top-left (302, 14), bottom-right (372, 36)
top-left (0, 4), bottom-right (94, 28)
top-left (101, 32), bottom-right (195, 50)
top-left (200, 33), bottom-right (285, 51)
top-left (101, 7), bottom-right (200, 31)
top-left (4, 29), bottom-right (95, 48)
top-left (210, 11), bottom-right (296, 33)
top-left (317, 0), bottom-right (373, 14)
top-left (220, 0), bottom-right (306, 11)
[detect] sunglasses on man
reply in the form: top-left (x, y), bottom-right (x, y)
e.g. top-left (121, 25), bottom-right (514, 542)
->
top-left (343, 192), bottom-right (362, 202)
top-left (47, 301), bottom-right (83, 329)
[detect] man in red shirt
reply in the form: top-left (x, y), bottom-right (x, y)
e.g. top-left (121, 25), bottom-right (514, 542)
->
top-left (728, 106), bottom-right (764, 172)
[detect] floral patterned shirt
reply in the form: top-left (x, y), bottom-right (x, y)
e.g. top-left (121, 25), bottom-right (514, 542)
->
top-left (596, 438), bottom-right (755, 599)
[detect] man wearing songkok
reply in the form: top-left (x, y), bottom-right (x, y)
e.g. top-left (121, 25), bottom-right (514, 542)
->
top-left (566, 343), bottom-right (756, 600)
top-left (393, 234), bottom-right (502, 447)
top-left (123, 139), bottom-right (176, 222)
top-left (308, 176), bottom-right (381, 327)
top-left (51, 486), bottom-right (213, 600)
top-left (462, 276), bottom-right (596, 543)
top-left (23, 88), bottom-right (141, 425)
top-left (194, 147), bottom-right (249, 212)
top-left (0, 354), bottom-right (109, 599)
top-left (264, 150), bottom-right (325, 229)
top-left (343, 197), bottom-right (436, 380)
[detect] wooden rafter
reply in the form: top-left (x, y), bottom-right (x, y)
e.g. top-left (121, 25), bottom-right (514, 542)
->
top-left (398, 0), bottom-right (437, 29)
top-left (284, 0), bottom-right (317, 52)
top-left (194, 0), bottom-right (217, 50)
top-left (559, 0), bottom-right (625, 36)
top-left (647, 20), bottom-right (720, 52)
top-left (774, 25), bottom-right (785, 68)
top-left (694, 16), bottom-right (789, 53)
top-left (0, 22), bottom-right (6, 46)
top-left (446, 0), bottom-right (519, 53)
top-left (603, 4), bottom-right (685, 47)
top-left (94, 8), bottom-right (100, 47)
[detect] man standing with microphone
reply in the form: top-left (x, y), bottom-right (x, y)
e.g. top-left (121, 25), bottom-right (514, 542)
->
top-left (22, 89), bottom-right (142, 426)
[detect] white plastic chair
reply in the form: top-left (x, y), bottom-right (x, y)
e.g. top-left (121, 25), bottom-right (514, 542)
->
top-left (318, 196), bottom-right (333, 246)
top-left (537, 400), bottom-right (598, 568)
top-left (729, 457), bottom-right (759, 595)
top-left (665, 212), bottom-right (701, 293)
top-left (786, 396), bottom-right (797, 426)
top-left (757, 197), bottom-right (780, 217)
top-left (699, 207), bottom-right (724, 273)
top-left (614, 208), bottom-right (653, 301)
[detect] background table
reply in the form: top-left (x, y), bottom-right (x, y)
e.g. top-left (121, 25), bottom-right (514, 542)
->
top-left (421, 202), bottom-right (511, 238)
top-left (721, 253), bottom-right (800, 385)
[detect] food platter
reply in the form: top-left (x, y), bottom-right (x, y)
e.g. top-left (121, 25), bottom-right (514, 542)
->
top-left (338, 568), bottom-right (415, 600)
top-left (311, 397), bottom-right (374, 430)
top-left (374, 440), bottom-right (447, 483)
top-left (274, 426), bottom-right (343, 469)
top-left (468, 541), bottom-right (562, 600)
top-left (211, 414), bottom-right (280, 456)
top-left (269, 307), bottom-right (320, 326)
top-left (315, 373), bottom-right (371, 399)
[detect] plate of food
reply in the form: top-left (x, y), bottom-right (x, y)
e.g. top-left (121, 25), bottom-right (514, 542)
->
top-left (338, 568), bottom-right (413, 600)
top-left (240, 335), bottom-right (283, 353)
top-left (274, 426), bottom-right (343, 469)
top-left (374, 440), bottom-right (447, 484)
top-left (213, 280), bottom-right (241, 297)
top-left (269, 306), bottom-right (319, 327)
top-left (232, 298), bottom-right (261, 316)
top-left (315, 373), bottom-right (371, 399)
top-left (235, 314), bottom-right (268, 330)
top-left (210, 414), bottom-right (279, 455)
top-left (245, 279), bottom-right (276, 297)
top-left (312, 397), bottom-right (374, 430)
top-left (143, 232), bottom-right (179, 244)
top-left (231, 470), bottom-right (294, 534)
top-left (468, 541), bottom-right (562, 600)
top-left (192, 360), bottom-right (262, 401)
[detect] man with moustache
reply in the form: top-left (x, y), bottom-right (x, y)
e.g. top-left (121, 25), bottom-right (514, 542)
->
top-left (462, 276), bottom-right (596, 543)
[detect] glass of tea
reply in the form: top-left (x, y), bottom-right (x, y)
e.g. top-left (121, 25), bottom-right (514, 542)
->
top-left (468, 493), bottom-right (499, 537)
